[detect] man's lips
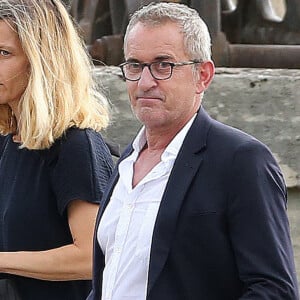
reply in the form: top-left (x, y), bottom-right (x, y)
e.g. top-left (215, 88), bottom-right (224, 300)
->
top-left (137, 96), bottom-right (161, 101)
top-left (136, 92), bottom-right (164, 102)
top-left (136, 97), bottom-right (163, 107)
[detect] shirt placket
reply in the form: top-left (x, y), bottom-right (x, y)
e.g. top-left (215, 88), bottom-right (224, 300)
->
top-left (105, 186), bottom-right (142, 300)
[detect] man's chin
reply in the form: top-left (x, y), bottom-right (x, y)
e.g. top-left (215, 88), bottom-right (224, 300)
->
top-left (136, 110), bottom-right (165, 127)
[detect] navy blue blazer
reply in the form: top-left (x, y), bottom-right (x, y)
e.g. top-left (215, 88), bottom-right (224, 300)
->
top-left (88, 107), bottom-right (299, 299)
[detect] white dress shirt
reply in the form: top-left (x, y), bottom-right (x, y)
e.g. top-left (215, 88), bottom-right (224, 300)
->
top-left (97, 115), bottom-right (196, 300)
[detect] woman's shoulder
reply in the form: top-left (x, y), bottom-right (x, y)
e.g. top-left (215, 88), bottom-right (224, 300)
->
top-left (49, 128), bottom-right (116, 167)
top-left (42, 128), bottom-right (102, 164)
top-left (60, 127), bottom-right (107, 150)
top-left (53, 127), bottom-right (115, 163)
top-left (63, 127), bottom-right (102, 140)
top-left (64, 128), bottom-right (120, 157)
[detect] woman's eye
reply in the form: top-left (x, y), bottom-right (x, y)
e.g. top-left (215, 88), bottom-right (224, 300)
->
top-left (0, 50), bottom-right (10, 56)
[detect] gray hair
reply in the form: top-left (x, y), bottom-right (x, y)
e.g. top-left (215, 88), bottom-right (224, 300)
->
top-left (124, 2), bottom-right (212, 61)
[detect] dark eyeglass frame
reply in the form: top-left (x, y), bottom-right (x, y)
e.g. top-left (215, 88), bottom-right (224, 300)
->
top-left (118, 60), bottom-right (202, 81)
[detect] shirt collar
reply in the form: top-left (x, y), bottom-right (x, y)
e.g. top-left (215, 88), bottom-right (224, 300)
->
top-left (131, 114), bottom-right (197, 161)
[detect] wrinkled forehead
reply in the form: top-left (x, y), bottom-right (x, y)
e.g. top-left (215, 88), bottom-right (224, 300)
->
top-left (124, 21), bottom-right (185, 56)
top-left (124, 20), bottom-right (182, 47)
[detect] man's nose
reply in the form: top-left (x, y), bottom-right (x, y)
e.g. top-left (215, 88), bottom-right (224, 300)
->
top-left (138, 65), bottom-right (157, 89)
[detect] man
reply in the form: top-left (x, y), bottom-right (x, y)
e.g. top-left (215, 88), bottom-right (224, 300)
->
top-left (88, 2), bottom-right (299, 299)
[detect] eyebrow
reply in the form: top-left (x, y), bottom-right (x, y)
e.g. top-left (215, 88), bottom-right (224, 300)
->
top-left (155, 55), bottom-right (174, 61)
top-left (126, 55), bottom-right (174, 63)
top-left (0, 43), bottom-right (14, 50)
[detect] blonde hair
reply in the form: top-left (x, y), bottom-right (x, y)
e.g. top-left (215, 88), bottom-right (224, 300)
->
top-left (0, 0), bottom-right (110, 149)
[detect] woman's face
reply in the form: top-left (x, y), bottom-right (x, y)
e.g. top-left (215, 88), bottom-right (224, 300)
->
top-left (0, 20), bottom-right (29, 112)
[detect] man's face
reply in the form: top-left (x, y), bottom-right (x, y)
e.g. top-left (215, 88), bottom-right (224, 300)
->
top-left (124, 21), bottom-right (206, 132)
top-left (0, 20), bottom-right (29, 112)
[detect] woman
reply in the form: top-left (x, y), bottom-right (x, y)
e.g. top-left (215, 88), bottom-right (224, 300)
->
top-left (0, 0), bottom-right (114, 299)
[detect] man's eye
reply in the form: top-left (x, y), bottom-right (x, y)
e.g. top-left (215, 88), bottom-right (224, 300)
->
top-left (156, 62), bottom-right (171, 69)
top-left (128, 63), bottom-right (141, 69)
top-left (127, 63), bottom-right (142, 74)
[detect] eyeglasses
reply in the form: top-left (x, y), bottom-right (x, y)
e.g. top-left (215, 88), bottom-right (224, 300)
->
top-left (119, 60), bottom-right (202, 81)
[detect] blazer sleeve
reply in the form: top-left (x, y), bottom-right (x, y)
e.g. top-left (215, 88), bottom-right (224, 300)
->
top-left (227, 139), bottom-right (299, 299)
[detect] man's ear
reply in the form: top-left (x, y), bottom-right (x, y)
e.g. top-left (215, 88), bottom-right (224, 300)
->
top-left (196, 60), bottom-right (215, 94)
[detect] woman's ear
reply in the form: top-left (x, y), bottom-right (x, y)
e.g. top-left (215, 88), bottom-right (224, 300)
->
top-left (196, 60), bottom-right (215, 94)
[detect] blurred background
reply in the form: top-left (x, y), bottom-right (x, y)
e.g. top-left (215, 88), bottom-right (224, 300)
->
top-left (62, 0), bottom-right (300, 68)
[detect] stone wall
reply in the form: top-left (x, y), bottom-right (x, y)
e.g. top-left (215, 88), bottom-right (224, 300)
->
top-left (94, 66), bottom-right (300, 286)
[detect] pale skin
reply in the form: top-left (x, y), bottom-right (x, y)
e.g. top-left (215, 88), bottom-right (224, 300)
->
top-left (0, 20), bottom-right (98, 280)
top-left (124, 22), bottom-right (215, 187)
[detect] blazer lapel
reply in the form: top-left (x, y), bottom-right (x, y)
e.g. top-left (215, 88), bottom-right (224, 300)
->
top-left (147, 107), bottom-right (212, 294)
